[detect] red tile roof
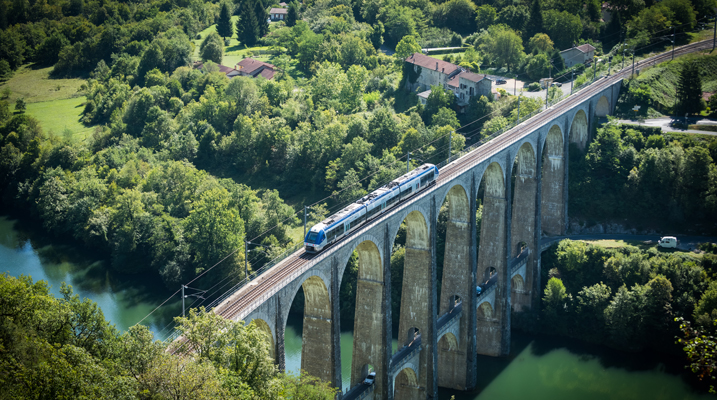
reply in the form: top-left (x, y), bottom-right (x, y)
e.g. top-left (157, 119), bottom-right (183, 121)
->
top-left (236, 58), bottom-right (276, 79)
top-left (457, 71), bottom-right (486, 83)
top-left (405, 53), bottom-right (460, 75)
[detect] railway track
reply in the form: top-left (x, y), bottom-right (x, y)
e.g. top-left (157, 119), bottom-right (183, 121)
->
top-left (210, 39), bottom-right (714, 324)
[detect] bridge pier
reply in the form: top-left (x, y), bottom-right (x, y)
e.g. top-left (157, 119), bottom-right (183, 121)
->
top-left (300, 276), bottom-right (336, 385)
top-left (510, 144), bottom-right (537, 312)
top-left (395, 210), bottom-right (434, 400)
top-left (476, 163), bottom-right (509, 357)
top-left (541, 125), bottom-right (565, 236)
top-left (438, 185), bottom-right (473, 390)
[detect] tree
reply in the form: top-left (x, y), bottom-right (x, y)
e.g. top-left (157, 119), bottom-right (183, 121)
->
top-left (424, 85), bottom-right (455, 126)
top-left (525, 0), bottom-right (544, 40)
top-left (497, 5), bottom-right (529, 32)
top-left (217, 2), bottom-right (234, 40)
top-left (677, 317), bottom-right (717, 393)
top-left (543, 10), bottom-right (582, 50)
top-left (528, 33), bottom-right (554, 54)
top-left (14, 98), bottom-right (26, 113)
top-left (395, 35), bottom-right (422, 62)
top-left (237, 1), bottom-right (259, 46)
top-left (286, 1), bottom-right (299, 27)
top-left (254, 0), bottom-right (269, 37)
top-left (525, 53), bottom-right (551, 80)
top-left (676, 62), bottom-right (703, 115)
top-left (200, 32), bottom-right (224, 63)
top-left (480, 26), bottom-right (525, 71)
top-left (433, 0), bottom-right (478, 36)
top-left (370, 21), bottom-right (384, 49)
top-left (475, 5), bottom-right (497, 31)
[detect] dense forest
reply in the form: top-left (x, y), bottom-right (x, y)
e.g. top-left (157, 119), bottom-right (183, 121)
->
top-left (0, 273), bottom-right (335, 399)
top-left (569, 121), bottom-right (717, 233)
top-left (528, 239), bottom-right (717, 390)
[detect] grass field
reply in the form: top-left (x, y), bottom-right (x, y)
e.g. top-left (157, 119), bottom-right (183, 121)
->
top-left (1, 65), bottom-right (93, 141)
top-left (0, 65), bottom-right (85, 104)
top-left (580, 239), bottom-right (703, 258)
top-left (14, 97), bottom-right (93, 141)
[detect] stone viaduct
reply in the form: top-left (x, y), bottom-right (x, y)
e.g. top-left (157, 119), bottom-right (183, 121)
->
top-left (215, 79), bottom-right (621, 399)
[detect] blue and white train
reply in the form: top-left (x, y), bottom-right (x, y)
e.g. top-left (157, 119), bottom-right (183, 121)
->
top-left (304, 163), bottom-right (440, 253)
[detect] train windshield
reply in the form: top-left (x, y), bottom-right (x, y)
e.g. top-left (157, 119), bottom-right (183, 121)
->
top-left (306, 231), bottom-right (319, 243)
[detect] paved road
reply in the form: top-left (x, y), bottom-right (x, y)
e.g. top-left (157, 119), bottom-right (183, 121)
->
top-left (543, 234), bottom-right (717, 252)
top-left (617, 117), bottom-right (717, 135)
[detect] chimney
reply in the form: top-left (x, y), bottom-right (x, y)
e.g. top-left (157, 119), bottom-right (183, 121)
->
top-left (436, 62), bottom-right (438, 70)
top-left (442, 68), bottom-right (444, 73)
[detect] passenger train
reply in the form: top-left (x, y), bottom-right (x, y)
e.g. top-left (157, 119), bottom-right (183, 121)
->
top-left (304, 163), bottom-right (440, 253)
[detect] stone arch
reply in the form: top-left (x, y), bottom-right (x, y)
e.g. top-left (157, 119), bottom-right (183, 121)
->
top-left (511, 274), bottom-right (525, 292)
top-left (249, 318), bottom-right (275, 360)
top-left (438, 332), bottom-right (459, 352)
top-left (389, 208), bottom-right (430, 253)
top-left (438, 184), bottom-right (470, 223)
top-left (595, 95), bottom-right (610, 117)
top-left (337, 233), bottom-right (383, 281)
top-left (394, 367), bottom-right (421, 400)
top-left (482, 162), bottom-right (505, 198)
top-left (569, 109), bottom-right (589, 150)
top-left (477, 301), bottom-right (494, 320)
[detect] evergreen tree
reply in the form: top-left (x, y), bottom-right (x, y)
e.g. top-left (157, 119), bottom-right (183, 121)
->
top-left (677, 62), bottom-right (703, 115)
top-left (254, 0), bottom-right (269, 38)
top-left (286, 1), bottom-right (299, 27)
top-left (237, 1), bottom-right (259, 46)
top-left (525, 0), bottom-right (544, 40)
top-left (602, 12), bottom-right (622, 52)
top-left (200, 32), bottom-right (224, 63)
top-left (217, 2), bottom-right (234, 40)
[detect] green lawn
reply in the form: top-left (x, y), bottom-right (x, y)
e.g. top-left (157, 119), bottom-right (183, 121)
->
top-left (580, 239), bottom-right (702, 258)
top-left (0, 65), bottom-right (86, 104)
top-left (12, 96), bottom-right (93, 141)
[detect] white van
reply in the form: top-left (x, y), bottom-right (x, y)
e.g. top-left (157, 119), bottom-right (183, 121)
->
top-left (658, 236), bottom-right (678, 249)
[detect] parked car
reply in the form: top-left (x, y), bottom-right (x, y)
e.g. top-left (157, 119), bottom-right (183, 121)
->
top-left (496, 79), bottom-right (507, 84)
top-left (658, 236), bottom-right (678, 249)
top-left (363, 371), bottom-right (376, 385)
top-left (551, 82), bottom-right (562, 87)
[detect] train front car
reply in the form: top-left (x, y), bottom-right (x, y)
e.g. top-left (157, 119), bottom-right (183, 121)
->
top-left (304, 224), bottom-right (327, 253)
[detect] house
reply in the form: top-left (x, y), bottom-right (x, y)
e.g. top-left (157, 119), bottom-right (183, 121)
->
top-left (193, 61), bottom-right (241, 78)
top-left (559, 44), bottom-right (596, 68)
top-left (193, 58), bottom-right (276, 80)
top-left (405, 52), bottom-right (492, 112)
top-left (270, 8), bottom-right (288, 21)
top-left (236, 57), bottom-right (276, 80)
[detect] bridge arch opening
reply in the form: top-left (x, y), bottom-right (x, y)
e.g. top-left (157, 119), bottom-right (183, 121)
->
top-left (405, 327), bottom-right (420, 345)
top-left (475, 161), bottom-right (508, 357)
top-left (569, 109), bottom-right (589, 150)
top-left (509, 141), bottom-right (537, 312)
top-left (285, 275), bottom-right (333, 384)
top-left (390, 209), bottom-right (430, 398)
top-left (477, 301), bottom-right (494, 321)
top-left (339, 239), bottom-right (387, 395)
top-left (541, 125), bottom-right (565, 236)
top-left (394, 367), bottom-right (420, 400)
top-left (512, 274), bottom-right (525, 292)
top-left (595, 95), bottom-right (610, 117)
top-left (249, 318), bottom-right (275, 360)
top-left (438, 332), bottom-right (459, 352)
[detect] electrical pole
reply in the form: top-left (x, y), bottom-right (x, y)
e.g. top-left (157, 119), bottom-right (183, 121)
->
top-left (513, 78), bottom-right (517, 96)
top-left (672, 25), bottom-right (676, 60)
top-left (516, 95), bottom-right (521, 124)
top-left (181, 284), bottom-right (185, 317)
top-left (245, 239), bottom-right (249, 280)
top-left (570, 71), bottom-right (574, 95)
top-left (632, 51), bottom-right (635, 76)
top-left (713, 13), bottom-right (716, 51)
top-left (545, 85), bottom-right (549, 109)
top-left (593, 59), bottom-right (596, 82)
top-left (406, 152), bottom-right (410, 172)
top-left (622, 44), bottom-right (626, 70)
top-left (448, 130), bottom-right (452, 162)
top-left (303, 205), bottom-right (307, 239)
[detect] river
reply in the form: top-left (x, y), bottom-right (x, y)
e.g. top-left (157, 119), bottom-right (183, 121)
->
top-left (0, 215), bottom-right (711, 399)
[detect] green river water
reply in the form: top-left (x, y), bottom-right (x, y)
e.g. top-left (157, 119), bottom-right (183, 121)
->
top-left (0, 215), bottom-right (712, 399)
